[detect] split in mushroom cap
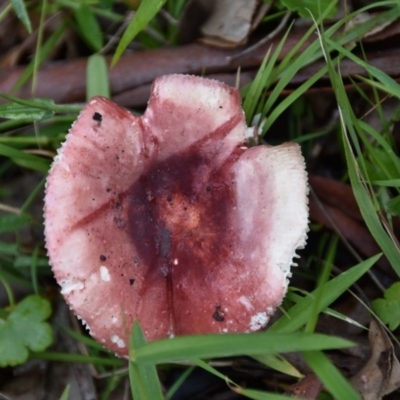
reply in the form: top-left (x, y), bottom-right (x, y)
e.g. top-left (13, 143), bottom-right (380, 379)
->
top-left (44, 74), bottom-right (309, 356)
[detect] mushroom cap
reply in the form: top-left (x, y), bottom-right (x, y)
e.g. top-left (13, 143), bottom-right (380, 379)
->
top-left (44, 74), bottom-right (308, 356)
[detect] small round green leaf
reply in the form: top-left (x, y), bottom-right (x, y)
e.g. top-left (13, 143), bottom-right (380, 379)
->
top-left (0, 295), bottom-right (53, 367)
top-left (373, 282), bottom-right (400, 331)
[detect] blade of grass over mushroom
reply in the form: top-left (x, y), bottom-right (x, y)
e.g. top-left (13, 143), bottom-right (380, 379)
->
top-left (131, 333), bottom-right (354, 365)
top-left (112, 0), bottom-right (167, 66)
top-left (269, 255), bottom-right (379, 333)
top-left (129, 321), bottom-right (163, 400)
top-left (10, 0), bottom-right (32, 33)
top-left (86, 54), bottom-right (110, 99)
top-left (303, 351), bottom-right (361, 399)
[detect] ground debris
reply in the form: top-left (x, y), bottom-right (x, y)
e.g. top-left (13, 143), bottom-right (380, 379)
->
top-left (350, 320), bottom-right (400, 400)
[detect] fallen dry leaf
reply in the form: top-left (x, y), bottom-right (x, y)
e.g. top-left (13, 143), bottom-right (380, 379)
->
top-left (199, 0), bottom-right (260, 47)
top-left (350, 320), bottom-right (400, 399)
top-left (286, 372), bottom-right (323, 399)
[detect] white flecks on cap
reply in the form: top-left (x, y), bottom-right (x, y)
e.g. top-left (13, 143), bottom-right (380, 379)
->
top-left (249, 312), bottom-right (269, 331)
top-left (238, 295), bottom-right (254, 311)
top-left (60, 280), bottom-right (85, 295)
top-left (111, 334), bottom-right (125, 348)
top-left (100, 265), bottom-right (111, 282)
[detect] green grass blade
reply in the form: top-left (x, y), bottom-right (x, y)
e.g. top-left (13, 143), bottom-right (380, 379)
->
top-left (242, 24), bottom-right (292, 125)
top-left (0, 143), bottom-right (50, 172)
top-left (303, 351), bottom-right (360, 399)
top-left (129, 321), bottom-right (163, 400)
top-left (86, 54), bottom-right (110, 99)
top-left (0, 214), bottom-right (30, 233)
top-left (322, 33), bottom-right (400, 277)
top-left (281, 0), bottom-right (337, 19)
top-left (327, 37), bottom-right (400, 99)
top-left (31, 352), bottom-right (124, 367)
top-left (166, 366), bottom-right (195, 398)
top-left (112, 0), bottom-right (167, 66)
top-left (10, 0), bottom-right (32, 33)
top-left (259, 5), bottom-right (400, 137)
top-left (59, 385), bottom-right (70, 400)
top-left (193, 358), bottom-right (294, 399)
top-left (0, 94), bottom-right (82, 114)
top-left (74, 3), bottom-right (103, 52)
top-left (0, 102), bottom-right (53, 120)
top-left (305, 235), bottom-right (338, 333)
top-left (59, 325), bottom-right (110, 352)
top-left (11, 22), bottom-right (66, 92)
top-left (233, 387), bottom-right (294, 400)
top-left (373, 180), bottom-right (400, 187)
top-left (342, 117), bottom-right (400, 277)
top-left (252, 353), bottom-right (302, 378)
top-left (269, 255), bottom-right (379, 333)
top-left (191, 358), bottom-right (235, 384)
top-left (132, 333), bottom-right (354, 365)
top-left (242, 47), bottom-right (272, 124)
top-left (358, 120), bottom-right (400, 178)
top-left (261, 62), bottom-right (328, 135)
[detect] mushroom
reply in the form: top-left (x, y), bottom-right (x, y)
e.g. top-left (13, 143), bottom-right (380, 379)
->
top-left (44, 74), bottom-right (308, 356)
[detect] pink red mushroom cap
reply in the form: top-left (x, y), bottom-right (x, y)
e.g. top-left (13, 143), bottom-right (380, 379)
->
top-left (44, 74), bottom-right (309, 356)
